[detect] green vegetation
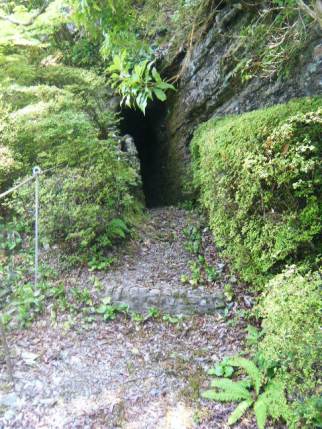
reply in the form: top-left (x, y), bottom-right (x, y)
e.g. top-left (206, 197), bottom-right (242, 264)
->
top-left (257, 267), bottom-right (321, 426)
top-left (192, 97), bottom-right (322, 286)
top-left (193, 98), bottom-right (322, 427)
top-left (0, 2), bottom-right (321, 427)
top-left (107, 51), bottom-right (175, 114)
top-left (182, 223), bottom-right (220, 287)
top-left (203, 357), bottom-right (290, 428)
top-left (0, 3), bottom-right (144, 261)
top-left (223, 1), bottom-right (317, 85)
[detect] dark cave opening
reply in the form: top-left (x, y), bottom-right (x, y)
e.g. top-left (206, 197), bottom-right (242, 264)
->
top-left (120, 102), bottom-right (168, 208)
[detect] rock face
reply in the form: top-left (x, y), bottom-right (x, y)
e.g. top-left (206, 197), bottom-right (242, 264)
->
top-left (157, 7), bottom-right (322, 203)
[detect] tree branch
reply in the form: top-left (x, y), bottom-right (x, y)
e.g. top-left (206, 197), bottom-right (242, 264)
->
top-left (0, 1), bottom-right (50, 26)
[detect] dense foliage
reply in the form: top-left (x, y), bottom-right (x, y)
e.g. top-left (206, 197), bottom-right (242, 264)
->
top-left (191, 97), bottom-right (322, 286)
top-left (258, 268), bottom-right (321, 409)
top-left (0, 1), bottom-right (321, 427)
top-left (0, 4), bottom-right (143, 260)
top-left (192, 98), bottom-right (322, 427)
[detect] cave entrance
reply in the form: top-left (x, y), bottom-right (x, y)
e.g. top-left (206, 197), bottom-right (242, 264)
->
top-left (120, 103), bottom-right (167, 208)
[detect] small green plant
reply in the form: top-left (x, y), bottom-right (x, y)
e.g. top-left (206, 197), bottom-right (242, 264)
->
top-left (205, 265), bottom-right (219, 282)
top-left (88, 255), bottom-right (115, 272)
top-left (180, 274), bottom-right (189, 284)
top-left (223, 284), bottom-right (234, 302)
top-left (107, 50), bottom-right (175, 114)
top-left (208, 358), bottom-right (234, 378)
top-left (162, 314), bottom-right (183, 324)
top-left (130, 312), bottom-right (144, 323)
top-left (91, 276), bottom-right (105, 292)
top-left (245, 325), bottom-right (264, 348)
top-left (148, 307), bottom-right (160, 318)
top-left (183, 222), bottom-right (221, 286)
top-left (96, 297), bottom-right (128, 321)
top-left (12, 283), bottom-right (45, 327)
top-left (183, 225), bottom-right (202, 254)
top-left (70, 287), bottom-right (93, 306)
top-left (202, 357), bottom-right (290, 428)
top-left (189, 260), bottom-right (202, 287)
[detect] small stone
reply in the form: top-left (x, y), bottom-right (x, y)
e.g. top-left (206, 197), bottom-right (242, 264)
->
top-left (131, 347), bottom-right (140, 355)
top-left (0, 392), bottom-right (18, 408)
top-left (39, 398), bottom-right (57, 407)
top-left (150, 388), bottom-right (159, 397)
top-left (21, 351), bottom-right (39, 366)
top-left (3, 409), bottom-right (15, 420)
top-left (243, 295), bottom-right (253, 308)
top-left (217, 262), bottom-right (225, 272)
top-left (313, 44), bottom-right (322, 60)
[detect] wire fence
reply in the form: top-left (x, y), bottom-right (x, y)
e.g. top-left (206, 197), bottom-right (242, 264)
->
top-left (1, 166), bottom-right (43, 384)
top-left (1, 166), bottom-right (41, 287)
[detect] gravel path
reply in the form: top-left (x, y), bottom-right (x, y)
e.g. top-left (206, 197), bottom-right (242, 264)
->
top-left (0, 208), bottom-right (256, 429)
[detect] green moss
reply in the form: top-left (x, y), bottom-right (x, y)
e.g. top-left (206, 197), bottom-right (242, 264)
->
top-left (191, 97), bottom-right (322, 286)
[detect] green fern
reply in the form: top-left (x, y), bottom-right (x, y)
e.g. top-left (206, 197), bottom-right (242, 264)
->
top-left (202, 357), bottom-right (290, 429)
top-left (259, 380), bottom-right (290, 422)
top-left (211, 379), bottom-right (252, 398)
top-left (202, 378), bottom-right (252, 402)
top-left (254, 398), bottom-right (267, 429)
top-left (227, 356), bottom-right (262, 395)
top-left (228, 399), bottom-right (254, 426)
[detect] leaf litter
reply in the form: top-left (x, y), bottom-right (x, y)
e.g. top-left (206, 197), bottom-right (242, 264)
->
top-left (0, 208), bottom-right (259, 428)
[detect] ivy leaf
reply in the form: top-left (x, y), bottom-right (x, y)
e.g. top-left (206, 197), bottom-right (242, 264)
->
top-left (96, 304), bottom-right (107, 314)
top-left (224, 366), bottom-right (234, 377)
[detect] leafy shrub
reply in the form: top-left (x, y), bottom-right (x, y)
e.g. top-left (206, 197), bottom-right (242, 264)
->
top-left (0, 145), bottom-right (21, 191)
top-left (257, 267), bottom-right (321, 406)
top-left (8, 139), bottom-right (143, 260)
top-left (191, 97), bottom-right (322, 286)
top-left (0, 19), bottom-right (143, 260)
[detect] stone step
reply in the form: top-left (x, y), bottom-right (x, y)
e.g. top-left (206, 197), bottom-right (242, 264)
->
top-left (106, 285), bottom-right (225, 316)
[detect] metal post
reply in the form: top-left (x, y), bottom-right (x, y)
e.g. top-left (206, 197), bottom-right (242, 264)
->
top-left (0, 317), bottom-right (14, 384)
top-left (32, 167), bottom-right (41, 287)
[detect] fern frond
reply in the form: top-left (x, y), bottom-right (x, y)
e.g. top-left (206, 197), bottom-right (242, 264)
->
top-left (211, 378), bottom-right (251, 397)
top-left (236, 378), bottom-right (253, 390)
top-left (228, 399), bottom-right (253, 426)
top-left (254, 398), bottom-right (267, 429)
top-left (227, 357), bottom-right (262, 394)
top-left (202, 388), bottom-right (251, 402)
top-left (205, 378), bottom-right (252, 401)
top-left (261, 380), bottom-right (290, 422)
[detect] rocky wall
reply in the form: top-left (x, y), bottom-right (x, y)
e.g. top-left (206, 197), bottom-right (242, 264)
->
top-left (157, 4), bottom-right (322, 203)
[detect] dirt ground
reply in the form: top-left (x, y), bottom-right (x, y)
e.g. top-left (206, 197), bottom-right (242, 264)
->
top-left (0, 208), bottom-right (258, 429)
